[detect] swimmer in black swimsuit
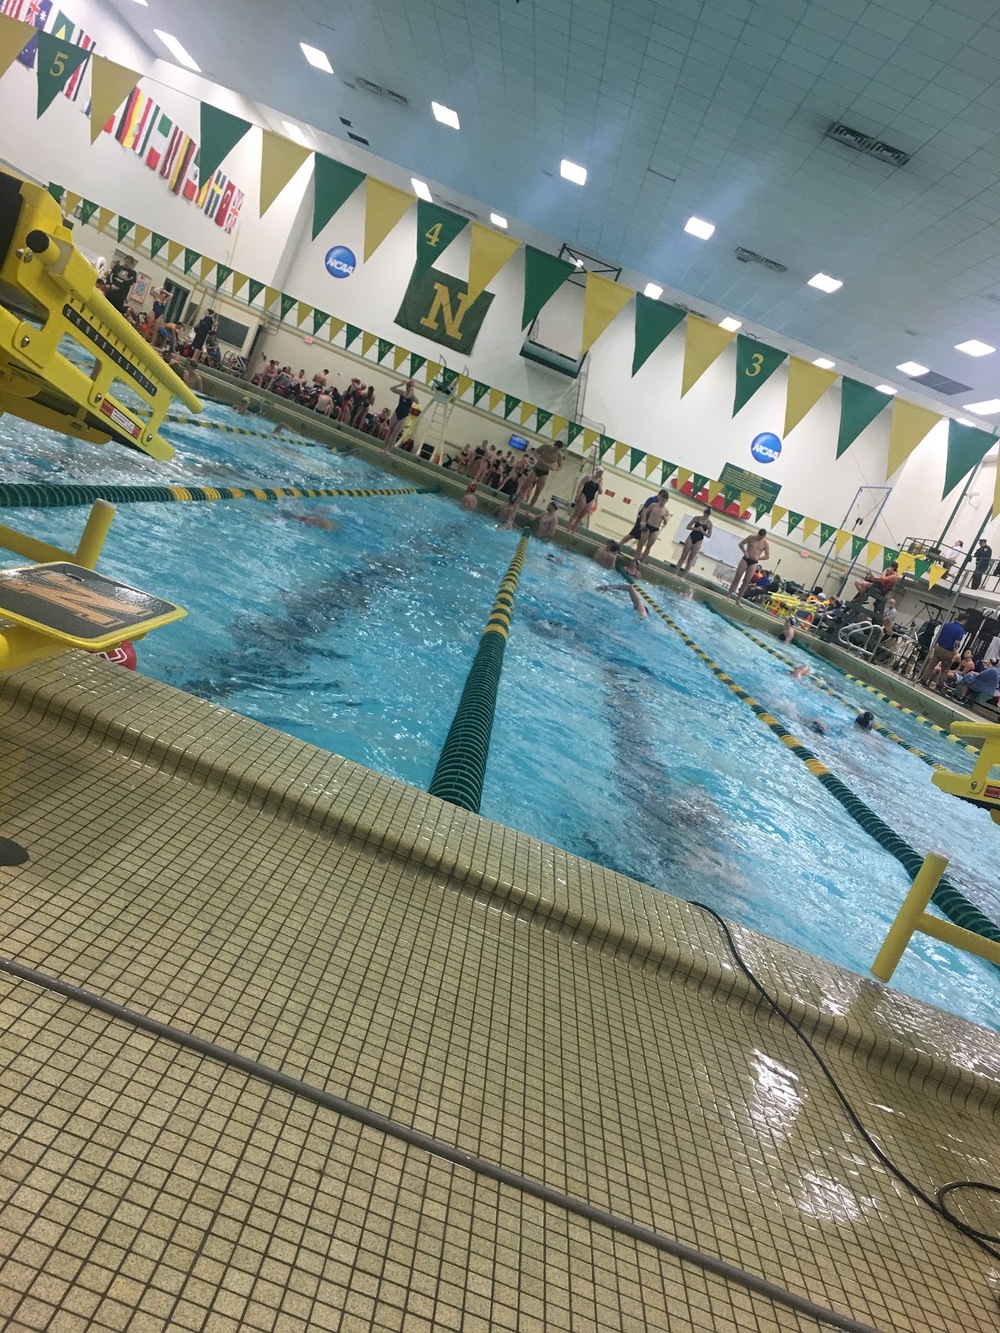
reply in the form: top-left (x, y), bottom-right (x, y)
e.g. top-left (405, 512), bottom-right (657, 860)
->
top-left (568, 469), bottom-right (604, 533)
top-left (496, 473), bottom-right (522, 530)
top-left (676, 507), bottom-right (713, 577)
top-left (729, 529), bottom-right (770, 598)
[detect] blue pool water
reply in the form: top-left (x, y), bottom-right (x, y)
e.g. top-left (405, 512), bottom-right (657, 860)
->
top-left (3, 401), bottom-right (997, 1032)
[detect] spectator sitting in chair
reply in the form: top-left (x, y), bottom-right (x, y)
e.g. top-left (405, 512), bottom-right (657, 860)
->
top-left (853, 562), bottom-right (899, 603)
top-left (946, 658), bottom-right (1000, 706)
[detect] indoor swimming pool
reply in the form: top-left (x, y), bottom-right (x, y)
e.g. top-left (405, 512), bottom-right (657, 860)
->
top-left (4, 401), bottom-right (998, 1032)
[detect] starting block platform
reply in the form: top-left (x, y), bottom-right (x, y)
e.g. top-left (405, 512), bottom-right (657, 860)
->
top-left (931, 721), bottom-right (1000, 825)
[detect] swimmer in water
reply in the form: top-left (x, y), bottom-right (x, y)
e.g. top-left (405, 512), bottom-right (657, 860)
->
top-left (805, 711), bottom-right (873, 736)
top-left (592, 540), bottom-right (621, 569)
top-left (460, 482), bottom-right (478, 511)
top-left (532, 502), bottom-right (559, 540)
top-left (596, 585), bottom-right (647, 618)
top-left (789, 664), bottom-right (811, 680)
top-left (780, 617), bottom-right (795, 644)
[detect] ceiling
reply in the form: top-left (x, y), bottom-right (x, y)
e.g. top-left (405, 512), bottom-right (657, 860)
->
top-left (103, 0), bottom-right (1000, 417)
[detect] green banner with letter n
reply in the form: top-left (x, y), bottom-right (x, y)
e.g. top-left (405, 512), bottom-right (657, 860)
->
top-left (395, 265), bottom-right (494, 355)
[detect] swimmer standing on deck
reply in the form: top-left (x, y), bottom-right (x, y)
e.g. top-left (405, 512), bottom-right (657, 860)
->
top-left (729, 529), bottom-right (770, 598)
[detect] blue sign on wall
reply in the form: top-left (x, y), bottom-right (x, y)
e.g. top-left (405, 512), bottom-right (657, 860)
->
top-left (324, 245), bottom-right (357, 279)
top-left (750, 432), bottom-right (782, 464)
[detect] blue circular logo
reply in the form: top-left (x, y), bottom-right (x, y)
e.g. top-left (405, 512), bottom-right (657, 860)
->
top-left (324, 245), bottom-right (356, 279)
top-left (750, 432), bottom-right (782, 465)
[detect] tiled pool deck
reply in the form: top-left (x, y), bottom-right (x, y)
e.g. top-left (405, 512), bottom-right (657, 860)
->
top-left (0, 655), bottom-right (997, 1332)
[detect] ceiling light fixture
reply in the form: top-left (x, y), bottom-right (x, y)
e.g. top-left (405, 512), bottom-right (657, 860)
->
top-left (560, 159), bottom-right (587, 185)
top-left (643, 282), bottom-right (663, 300)
top-left (962, 399), bottom-right (1000, 414)
top-left (411, 178), bottom-right (432, 202)
top-left (955, 339), bottom-right (995, 357)
top-left (719, 317), bottom-right (742, 332)
top-left (813, 357), bottom-right (835, 369)
top-left (808, 272), bottom-right (843, 293)
top-left (282, 121), bottom-right (311, 147)
top-left (490, 212), bottom-right (508, 229)
top-left (875, 384), bottom-right (898, 395)
top-left (685, 216), bottom-right (715, 240)
top-left (128, 0), bottom-right (148, 5)
top-left (431, 101), bottom-right (460, 130)
top-left (300, 42), bottom-right (333, 73)
top-left (153, 30), bottom-right (200, 71)
top-left (896, 361), bottom-right (929, 376)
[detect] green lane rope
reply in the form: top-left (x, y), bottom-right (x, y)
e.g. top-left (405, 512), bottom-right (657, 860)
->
top-left (713, 611), bottom-right (946, 771)
top-left (164, 414), bottom-right (321, 446)
top-left (0, 483), bottom-right (430, 508)
top-left (429, 534), bottom-right (530, 814)
top-left (631, 580), bottom-right (1000, 949)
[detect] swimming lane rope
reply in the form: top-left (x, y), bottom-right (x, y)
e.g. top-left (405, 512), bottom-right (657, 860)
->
top-left (429, 533), bottom-right (530, 814)
top-left (628, 579), bottom-right (1000, 949)
top-left (0, 482), bottom-right (431, 508)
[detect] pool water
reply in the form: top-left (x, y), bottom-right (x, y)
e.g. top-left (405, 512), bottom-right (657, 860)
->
top-left (3, 401), bottom-right (997, 1032)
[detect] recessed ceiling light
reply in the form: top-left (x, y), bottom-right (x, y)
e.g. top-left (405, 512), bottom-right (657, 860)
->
top-left (685, 216), bottom-right (715, 240)
top-left (896, 361), bottom-right (929, 376)
top-left (719, 317), bottom-right (742, 332)
top-left (411, 178), bottom-right (432, 202)
top-left (560, 159), bottom-right (587, 185)
top-left (643, 282), bottom-right (663, 300)
top-left (962, 399), bottom-right (1000, 414)
top-left (153, 30), bottom-right (200, 71)
top-left (490, 212), bottom-right (507, 229)
top-left (128, 0), bottom-right (148, 5)
top-left (812, 357), bottom-right (835, 369)
top-left (282, 121), bottom-right (312, 147)
top-left (955, 339), bottom-right (995, 357)
top-left (431, 102), bottom-right (460, 130)
top-left (875, 384), bottom-right (898, 395)
top-left (300, 42), bottom-right (333, 73)
top-left (808, 272), bottom-right (843, 293)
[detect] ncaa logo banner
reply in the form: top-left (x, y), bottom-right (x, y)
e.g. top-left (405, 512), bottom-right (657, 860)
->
top-left (325, 245), bottom-right (357, 278)
top-left (750, 432), bottom-right (782, 464)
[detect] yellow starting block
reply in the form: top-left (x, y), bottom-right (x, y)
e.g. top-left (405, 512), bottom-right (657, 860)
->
top-left (931, 722), bottom-right (1000, 825)
top-left (0, 171), bottom-right (201, 460)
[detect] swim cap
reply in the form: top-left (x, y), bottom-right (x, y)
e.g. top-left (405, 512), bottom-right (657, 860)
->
top-left (855, 711), bottom-right (874, 730)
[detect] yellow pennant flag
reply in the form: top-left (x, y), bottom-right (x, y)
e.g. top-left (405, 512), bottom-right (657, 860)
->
top-left (866, 540), bottom-right (882, 565)
top-left (613, 441), bottom-right (630, 467)
top-left (166, 240), bottom-right (184, 267)
top-left (467, 221), bottom-right (520, 302)
top-left (296, 301), bottom-right (312, 326)
top-left (231, 272), bottom-right (248, 298)
top-left (364, 178), bottom-right (413, 262)
top-left (425, 361), bottom-right (442, 384)
top-left (582, 428), bottom-right (598, 452)
top-left (0, 13), bottom-right (34, 77)
top-left (643, 454), bottom-right (660, 479)
top-left (802, 517), bottom-right (819, 542)
top-left (770, 504), bottom-right (788, 528)
top-left (519, 401), bottom-right (535, 426)
top-left (198, 256), bottom-right (215, 280)
top-left (263, 285), bottom-right (279, 309)
top-left (259, 129), bottom-right (312, 218)
top-left (361, 331), bottom-right (377, 356)
top-left (550, 415), bottom-right (568, 439)
top-left (886, 399), bottom-right (941, 479)
top-left (675, 467), bottom-right (692, 490)
top-left (707, 479), bottom-right (723, 501)
top-left (927, 563), bottom-right (946, 590)
top-left (456, 373), bottom-right (472, 398)
top-left (784, 355), bottom-right (837, 437)
top-left (896, 552), bottom-right (915, 575)
top-left (739, 492), bottom-right (755, 513)
top-left (834, 529), bottom-right (852, 555)
top-left (488, 387), bottom-right (504, 412)
top-left (63, 191), bottom-right (82, 217)
top-left (681, 316), bottom-right (736, 396)
top-left (581, 272), bottom-right (634, 355)
top-left (132, 224), bottom-right (150, 250)
top-left (327, 317), bottom-right (345, 340)
top-left (393, 345), bottom-right (410, 371)
top-left (96, 207), bottom-right (114, 233)
top-left (88, 55), bottom-right (141, 144)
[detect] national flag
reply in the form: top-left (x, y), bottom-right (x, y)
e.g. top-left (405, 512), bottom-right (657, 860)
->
top-left (214, 179), bottom-right (235, 229)
top-left (166, 134), bottom-right (194, 192)
top-left (0, 4), bottom-right (26, 19)
top-left (134, 99), bottom-right (156, 155)
top-left (182, 152), bottom-right (199, 201)
top-left (144, 112), bottom-right (173, 172)
top-left (223, 188), bottom-right (244, 235)
top-left (201, 170), bottom-right (225, 220)
top-left (16, 0), bottom-right (51, 69)
top-left (125, 92), bottom-right (153, 151)
top-left (159, 126), bottom-right (183, 182)
top-left (114, 87), bottom-right (143, 146)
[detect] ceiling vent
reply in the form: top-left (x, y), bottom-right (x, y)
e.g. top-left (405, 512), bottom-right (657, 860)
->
top-left (825, 122), bottom-right (910, 167)
top-left (354, 77), bottom-right (409, 107)
top-left (347, 132), bottom-right (370, 146)
top-left (734, 246), bottom-right (787, 273)
top-left (910, 370), bottom-right (972, 396)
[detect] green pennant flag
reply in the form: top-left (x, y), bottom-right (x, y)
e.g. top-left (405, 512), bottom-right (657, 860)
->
top-left (472, 379), bottom-right (489, 405)
top-left (851, 534), bottom-right (867, 560)
top-left (149, 231), bottom-right (167, 259)
top-left (279, 293), bottom-right (296, 320)
top-left (312, 309), bottom-right (329, 335)
top-left (754, 499), bottom-right (773, 521)
top-left (503, 393), bottom-right (520, 419)
top-left (183, 248), bottom-right (200, 274)
top-left (80, 200), bottom-right (98, 226)
top-left (375, 337), bottom-right (393, 362)
top-left (199, 104), bottom-right (252, 183)
top-left (312, 155), bottom-right (365, 239)
top-left (47, 182), bottom-right (63, 202)
top-left (36, 34), bottom-right (91, 117)
top-left (733, 336), bottom-right (788, 415)
top-left (415, 201), bottom-right (468, 276)
top-left (837, 379), bottom-right (892, 457)
top-left (567, 422), bottom-right (584, 444)
top-left (660, 461), bottom-right (677, 485)
top-left (690, 473), bottom-right (709, 495)
top-left (536, 408), bottom-right (552, 431)
top-left (723, 485), bottom-right (741, 508)
top-left (598, 433), bottom-right (615, 456)
top-left (248, 278), bottom-right (266, 305)
top-left (629, 447), bottom-right (645, 472)
top-left (786, 511), bottom-right (804, 535)
top-left (914, 557), bottom-right (931, 580)
top-left (408, 352), bottom-right (425, 375)
top-left (632, 295), bottom-right (685, 376)
top-left (820, 523), bottom-right (837, 546)
top-left (440, 367), bottom-right (459, 389)
top-left (116, 217), bottom-right (134, 243)
top-left (942, 420), bottom-right (996, 498)
top-left (882, 547), bottom-right (900, 569)
top-left (214, 263), bottom-right (233, 289)
top-left (343, 324), bottom-right (361, 347)
top-left (522, 246), bottom-right (575, 329)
